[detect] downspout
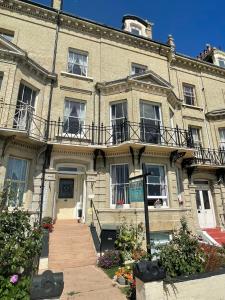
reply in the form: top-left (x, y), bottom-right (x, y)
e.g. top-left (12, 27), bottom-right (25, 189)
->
top-left (39, 10), bottom-right (61, 223)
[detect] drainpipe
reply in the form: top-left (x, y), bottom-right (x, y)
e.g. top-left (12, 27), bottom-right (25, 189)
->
top-left (39, 9), bottom-right (61, 224)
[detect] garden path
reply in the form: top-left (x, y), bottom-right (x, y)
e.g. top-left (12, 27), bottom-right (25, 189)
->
top-left (48, 220), bottom-right (126, 300)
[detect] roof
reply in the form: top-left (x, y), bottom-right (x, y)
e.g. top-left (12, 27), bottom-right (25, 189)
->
top-left (122, 15), bottom-right (153, 27)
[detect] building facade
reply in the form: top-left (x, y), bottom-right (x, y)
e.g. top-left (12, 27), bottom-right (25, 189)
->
top-left (1, 0), bottom-right (225, 243)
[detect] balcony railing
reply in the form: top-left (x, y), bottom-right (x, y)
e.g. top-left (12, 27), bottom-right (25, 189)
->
top-left (48, 119), bottom-right (98, 145)
top-left (0, 103), bottom-right (47, 141)
top-left (0, 103), bottom-right (194, 149)
top-left (194, 147), bottom-right (225, 166)
top-left (48, 119), bottom-right (194, 148)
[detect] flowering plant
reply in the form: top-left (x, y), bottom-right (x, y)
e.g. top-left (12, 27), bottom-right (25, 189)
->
top-left (116, 199), bottom-right (124, 206)
top-left (98, 250), bottom-right (121, 269)
top-left (114, 266), bottom-right (133, 282)
top-left (42, 216), bottom-right (54, 232)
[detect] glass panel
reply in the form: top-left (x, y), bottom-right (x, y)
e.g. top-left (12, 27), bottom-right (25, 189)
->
top-left (202, 190), bottom-right (210, 209)
top-left (58, 178), bottom-right (74, 198)
top-left (183, 85), bottom-right (195, 105)
top-left (111, 102), bottom-right (128, 144)
top-left (68, 50), bottom-right (88, 76)
top-left (63, 100), bottom-right (85, 134)
top-left (111, 164), bottom-right (129, 205)
top-left (195, 190), bottom-right (201, 209)
top-left (5, 157), bottom-right (28, 207)
top-left (146, 165), bottom-right (167, 203)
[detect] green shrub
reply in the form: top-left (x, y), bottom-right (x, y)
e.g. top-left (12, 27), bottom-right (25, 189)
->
top-left (115, 220), bottom-right (145, 262)
top-left (0, 275), bottom-right (31, 300)
top-left (0, 209), bottom-right (43, 277)
top-left (156, 217), bottom-right (205, 278)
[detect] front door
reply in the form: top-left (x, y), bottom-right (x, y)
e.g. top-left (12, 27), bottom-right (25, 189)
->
top-left (195, 188), bottom-right (216, 228)
top-left (56, 177), bottom-right (76, 220)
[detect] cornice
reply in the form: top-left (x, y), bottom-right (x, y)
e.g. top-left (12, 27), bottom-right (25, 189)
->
top-left (206, 109), bottom-right (225, 121)
top-left (0, 0), bottom-right (58, 23)
top-left (173, 54), bottom-right (225, 78)
top-left (1, 0), bottom-right (225, 78)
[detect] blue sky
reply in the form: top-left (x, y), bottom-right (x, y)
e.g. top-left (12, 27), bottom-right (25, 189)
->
top-left (33, 0), bottom-right (225, 58)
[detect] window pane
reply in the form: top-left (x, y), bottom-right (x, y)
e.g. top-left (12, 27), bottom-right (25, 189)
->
top-left (0, 74), bottom-right (3, 90)
top-left (5, 157), bottom-right (28, 207)
top-left (111, 164), bottom-right (129, 205)
top-left (195, 190), bottom-right (201, 209)
top-left (68, 50), bottom-right (88, 76)
top-left (59, 178), bottom-right (74, 198)
top-left (202, 190), bottom-right (210, 210)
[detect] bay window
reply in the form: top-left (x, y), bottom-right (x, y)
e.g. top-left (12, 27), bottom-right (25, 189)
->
top-left (111, 164), bottom-right (129, 207)
top-left (4, 157), bottom-right (28, 207)
top-left (140, 101), bottom-right (161, 144)
top-left (63, 99), bottom-right (85, 135)
top-left (146, 165), bottom-right (167, 206)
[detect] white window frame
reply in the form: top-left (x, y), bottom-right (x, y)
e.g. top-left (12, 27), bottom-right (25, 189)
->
top-left (110, 163), bottom-right (129, 209)
top-left (131, 63), bottom-right (147, 75)
top-left (176, 167), bottom-right (184, 203)
top-left (63, 98), bottom-right (86, 137)
top-left (189, 126), bottom-right (202, 148)
top-left (4, 157), bottom-right (29, 207)
top-left (219, 128), bottom-right (225, 148)
top-left (110, 101), bottom-right (128, 144)
top-left (130, 25), bottom-right (141, 36)
top-left (183, 84), bottom-right (196, 106)
top-left (67, 49), bottom-right (88, 77)
top-left (140, 101), bottom-right (162, 144)
top-left (145, 164), bottom-right (168, 207)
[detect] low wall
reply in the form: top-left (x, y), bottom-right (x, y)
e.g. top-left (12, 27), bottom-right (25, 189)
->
top-left (136, 269), bottom-right (225, 300)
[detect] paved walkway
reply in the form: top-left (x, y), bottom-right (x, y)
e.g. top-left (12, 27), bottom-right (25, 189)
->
top-left (48, 220), bottom-right (126, 300)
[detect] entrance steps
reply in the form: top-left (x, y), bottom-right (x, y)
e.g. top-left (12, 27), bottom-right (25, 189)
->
top-left (203, 227), bottom-right (225, 246)
top-left (48, 220), bottom-right (97, 270)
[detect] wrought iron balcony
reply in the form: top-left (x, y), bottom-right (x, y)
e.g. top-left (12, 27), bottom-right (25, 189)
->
top-left (102, 120), bottom-right (193, 148)
top-left (194, 147), bottom-right (225, 166)
top-left (48, 119), bottom-right (194, 148)
top-left (0, 103), bottom-right (47, 142)
top-left (48, 119), bottom-right (98, 145)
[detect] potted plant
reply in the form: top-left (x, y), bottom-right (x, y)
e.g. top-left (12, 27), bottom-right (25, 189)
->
top-left (41, 217), bottom-right (54, 232)
top-left (116, 199), bottom-right (124, 209)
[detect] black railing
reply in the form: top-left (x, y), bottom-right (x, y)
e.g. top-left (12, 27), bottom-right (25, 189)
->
top-left (194, 147), bottom-right (225, 165)
top-left (102, 120), bottom-right (193, 148)
top-left (90, 199), bottom-right (102, 253)
top-left (0, 103), bottom-right (47, 141)
top-left (0, 103), bottom-right (194, 149)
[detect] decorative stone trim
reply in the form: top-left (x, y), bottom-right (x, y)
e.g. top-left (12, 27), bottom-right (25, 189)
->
top-left (60, 85), bottom-right (92, 95)
top-left (61, 71), bottom-right (93, 82)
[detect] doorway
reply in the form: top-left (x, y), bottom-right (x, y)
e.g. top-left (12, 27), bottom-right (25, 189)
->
top-left (195, 181), bottom-right (216, 228)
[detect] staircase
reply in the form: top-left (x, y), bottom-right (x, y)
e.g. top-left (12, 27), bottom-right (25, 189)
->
top-left (48, 220), bottom-right (97, 270)
top-left (203, 227), bottom-right (225, 246)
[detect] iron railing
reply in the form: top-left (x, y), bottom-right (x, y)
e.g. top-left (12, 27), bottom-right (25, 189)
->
top-left (0, 103), bottom-right (194, 148)
top-left (48, 119), bottom-right (98, 145)
top-left (0, 103), bottom-right (47, 141)
top-left (48, 119), bottom-right (194, 148)
top-left (194, 147), bottom-right (225, 166)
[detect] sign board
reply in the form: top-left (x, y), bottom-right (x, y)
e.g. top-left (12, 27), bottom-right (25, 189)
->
top-left (129, 178), bottom-right (144, 203)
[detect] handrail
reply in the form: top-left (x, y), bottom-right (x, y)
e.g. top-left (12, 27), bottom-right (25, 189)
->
top-left (90, 199), bottom-right (102, 232)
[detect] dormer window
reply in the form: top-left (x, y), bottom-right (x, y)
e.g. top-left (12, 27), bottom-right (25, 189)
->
top-left (218, 58), bottom-right (225, 68)
top-left (131, 63), bottom-right (147, 75)
top-left (130, 25), bottom-right (141, 36)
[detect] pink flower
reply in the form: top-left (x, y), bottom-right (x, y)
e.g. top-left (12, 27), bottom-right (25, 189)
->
top-left (10, 274), bottom-right (18, 284)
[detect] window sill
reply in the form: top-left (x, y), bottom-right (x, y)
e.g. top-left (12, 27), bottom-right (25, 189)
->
top-left (182, 104), bottom-right (204, 111)
top-left (102, 207), bottom-right (191, 212)
top-left (61, 71), bottom-right (93, 82)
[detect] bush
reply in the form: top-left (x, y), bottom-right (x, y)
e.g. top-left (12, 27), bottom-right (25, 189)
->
top-left (156, 217), bottom-right (205, 278)
top-left (0, 209), bottom-right (43, 276)
top-left (98, 250), bottom-right (121, 269)
top-left (201, 244), bottom-right (225, 272)
top-left (0, 275), bottom-right (31, 300)
top-left (0, 209), bottom-right (43, 298)
top-left (115, 220), bottom-right (145, 262)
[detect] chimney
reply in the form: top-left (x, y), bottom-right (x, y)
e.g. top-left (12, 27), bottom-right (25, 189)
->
top-left (51, 0), bottom-right (62, 10)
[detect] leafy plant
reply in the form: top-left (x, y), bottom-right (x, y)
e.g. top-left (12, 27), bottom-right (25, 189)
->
top-left (0, 275), bottom-right (31, 300)
top-left (98, 250), bottom-right (121, 269)
top-left (42, 216), bottom-right (54, 232)
top-left (115, 220), bottom-right (145, 262)
top-left (156, 217), bottom-right (205, 278)
top-left (0, 209), bottom-right (43, 277)
top-left (201, 244), bottom-right (225, 272)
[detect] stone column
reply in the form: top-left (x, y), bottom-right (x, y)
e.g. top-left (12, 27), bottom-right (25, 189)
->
top-left (85, 171), bottom-right (97, 224)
